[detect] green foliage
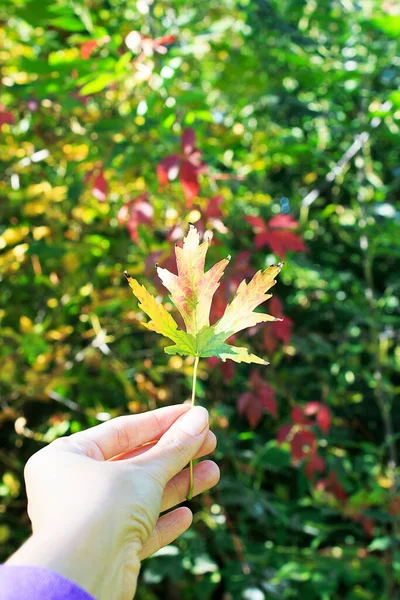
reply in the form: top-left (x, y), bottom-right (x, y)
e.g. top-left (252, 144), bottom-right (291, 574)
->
top-left (1, 0), bottom-right (399, 598)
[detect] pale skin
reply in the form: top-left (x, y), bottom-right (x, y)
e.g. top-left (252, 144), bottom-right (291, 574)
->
top-left (6, 405), bottom-right (219, 600)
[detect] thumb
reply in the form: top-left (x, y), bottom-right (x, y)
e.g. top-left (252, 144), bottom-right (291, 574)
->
top-left (133, 406), bottom-right (209, 485)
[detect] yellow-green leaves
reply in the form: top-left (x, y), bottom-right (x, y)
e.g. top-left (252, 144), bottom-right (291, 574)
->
top-left (214, 267), bottom-right (280, 335)
top-left (125, 225), bottom-right (282, 364)
top-left (124, 274), bottom-right (196, 355)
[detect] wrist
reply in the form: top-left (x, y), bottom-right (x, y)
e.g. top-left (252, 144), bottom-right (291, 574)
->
top-left (7, 527), bottom-right (141, 600)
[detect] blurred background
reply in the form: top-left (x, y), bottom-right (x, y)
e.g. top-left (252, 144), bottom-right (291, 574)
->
top-left (1, 0), bottom-right (400, 598)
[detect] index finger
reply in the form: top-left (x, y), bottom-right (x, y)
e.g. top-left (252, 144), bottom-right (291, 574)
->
top-left (67, 404), bottom-right (191, 460)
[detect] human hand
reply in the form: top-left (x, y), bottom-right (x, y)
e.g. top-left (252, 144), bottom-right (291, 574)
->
top-left (7, 405), bottom-right (219, 600)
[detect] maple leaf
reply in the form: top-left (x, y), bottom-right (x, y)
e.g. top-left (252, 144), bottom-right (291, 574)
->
top-left (210, 251), bottom-right (255, 325)
top-left (125, 225), bottom-right (282, 364)
top-left (246, 214), bottom-right (306, 258)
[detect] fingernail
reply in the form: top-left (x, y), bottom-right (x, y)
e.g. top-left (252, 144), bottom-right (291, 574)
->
top-left (179, 406), bottom-right (209, 437)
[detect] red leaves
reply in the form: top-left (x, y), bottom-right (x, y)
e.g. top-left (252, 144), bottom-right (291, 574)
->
top-left (263, 296), bottom-right (293, 354)
top-left (291, 430), bottom-right (317, 462)
top-left (305, 455), bottom-right (326, 480)
top-left (316, 471), bottom-right (347, 502)
top-left (277, 401), bottom-right (331, 477)
top-left (316, 472), bottom-right (374, 536)
top-left (92, 171), bottom-right (108, 202)
top-left (360, 517), bottom-right (374, 537)
top-left (151, 34), bottom-right (177, 53)
top-left (292, 405), bottom-right (308, 425)
top-left (208, 356), bottom-right (235, 383)
top-left (125, 31), bottom-right (176, 56)
top-left (277, 424), bottom-right (292, 444)
top-left (247, 294), bottom-right (292, 355)
top-left (193, 196), bottom-right (227, 236)
top-left (157, 128), bottom-right (207, 206)
top-left (118, 193), bottom-right (154, 243)
top-left (81, 40), bottom-right (98, 60)
top-left (0, 107), bottom-right (14, 129)
top-left (85, 166), bottom-right (108, 202)
top-left (291, 402), bottom-right (332, 434)
top-left (246, 214), bottom-right (306, 258)
top-left (157, 154), bottom-right (180, 186)
top-left (80, 36), bottom-right (110, 60)
top-left (277, 401), bottom-right (372, 537)
top-left (181, 128), bottom-right (195, 154)
top-left (388, 497), bottom-right (400, 516)
top-left (180, 159), bottom-right (200, 202)
top-left (206, 195), bottom-right (224, 219)
top-left (304, 401), bottom-right (331, 434)
top-left (238, 370), bottom-right (277, 428)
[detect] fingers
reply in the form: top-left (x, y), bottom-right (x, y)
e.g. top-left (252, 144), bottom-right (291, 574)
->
top-left (109, 430), bottom-right (216, 463)
top-left (66, 404), bottom-right (191, 460)
top-left (138, 507), bottom-right (193, 561)
top-left (133, 406), bottom-right (209, 484)
top-left (161, 460), bottom-right (220, 513)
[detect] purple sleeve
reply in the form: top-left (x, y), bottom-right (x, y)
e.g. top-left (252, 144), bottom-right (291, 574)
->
top-left (0, 566), bottom-right (95, 600)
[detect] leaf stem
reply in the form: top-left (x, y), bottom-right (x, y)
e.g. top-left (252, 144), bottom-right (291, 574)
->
top-left (191, 355), bottom-right (199, 408)
top-left (187, 355), bottom-right (200, 500)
